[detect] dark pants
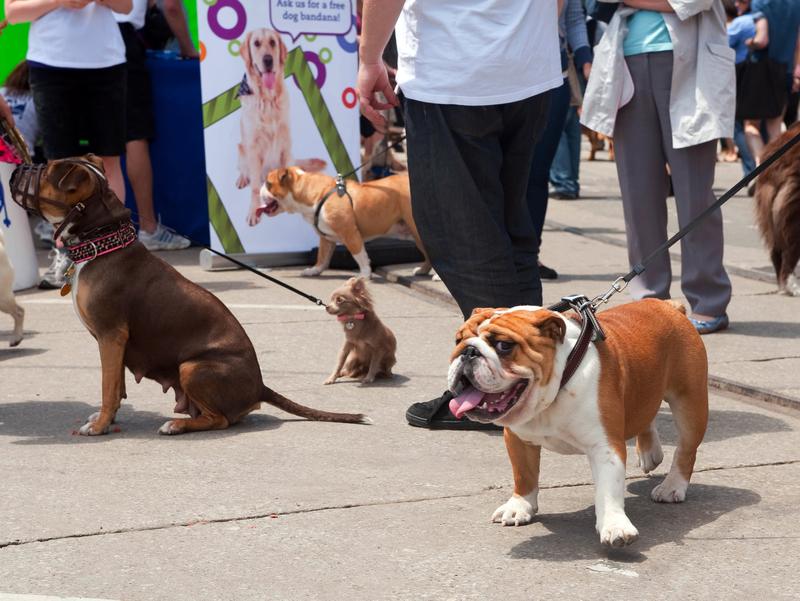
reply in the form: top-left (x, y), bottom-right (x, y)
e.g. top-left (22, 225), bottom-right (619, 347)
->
top-left (402, 92), bottom-right (551, 318)
top-left (526, 79), bottom-right (570, 246)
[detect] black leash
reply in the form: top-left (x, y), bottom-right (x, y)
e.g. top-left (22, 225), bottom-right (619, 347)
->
top-left (547, 127), bottom-right (800, 389)
top-left (142, 219), bottom-right (329, 308)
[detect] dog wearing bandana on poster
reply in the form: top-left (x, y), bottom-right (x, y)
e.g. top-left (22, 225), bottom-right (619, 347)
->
top-left (235, 27), bottom-right (326, 227)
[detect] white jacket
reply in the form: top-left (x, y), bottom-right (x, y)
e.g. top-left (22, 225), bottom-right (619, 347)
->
top-left (581, 0), bottom-right (735, 149)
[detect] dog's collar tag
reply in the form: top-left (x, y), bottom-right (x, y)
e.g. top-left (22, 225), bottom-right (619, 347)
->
top-left (345, 321), bottom-right (356, 330)
top-left (60, 264), bottom-right (76, 297)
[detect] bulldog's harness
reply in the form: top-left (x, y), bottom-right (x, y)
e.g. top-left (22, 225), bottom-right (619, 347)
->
top-left (314, 174), bottom-right (354, 237)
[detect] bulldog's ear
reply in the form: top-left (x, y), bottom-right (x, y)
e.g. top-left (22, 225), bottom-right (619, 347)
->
top-left (536, 314), bottom-right (566, 344)
top-left (278, 168), bottom-right (290, 185)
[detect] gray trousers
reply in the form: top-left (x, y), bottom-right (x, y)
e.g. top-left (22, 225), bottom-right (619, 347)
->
top-left (614, 51), bottom-right (732, 316)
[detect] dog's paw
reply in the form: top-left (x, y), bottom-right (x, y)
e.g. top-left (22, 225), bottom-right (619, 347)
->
top-left (86, 411), bottom-right (116, 425)
top-left (158, 420), bottom-right (182, 435)
top-left (300, 267), bottom-right (322, 277)
top-left (246, 209), bottom-right (262, 227)
top-left (78, 420), bottom-right (109, 436)
top-left (650, 474), bottom-right (688, 503)
top-left (492, 494), bottom-right (537, 526)
top-left (412, 265), bottom-right (430, 277)
top-left (236, 173), bottom-right (249, 189)
top-left (324, 375), bottom-right (338, 385)
top-left (358, 270), bottom-right (373, 280)
top-left (784, 274), bottom-right (800, 297)
top-left (9, 337), bottom-right (22, 347)
top-left (360, 375), bottom-right (376, 384)
top-left (598, 514), bottom-right (639, 547)
top-left (637, 443), bottom-right (664, 475)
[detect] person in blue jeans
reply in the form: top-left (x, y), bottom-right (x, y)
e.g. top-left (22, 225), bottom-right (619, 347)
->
top-left (549, 98), bottom-right (583, 200)
top-left (526, 0), bottom-right (592, 280)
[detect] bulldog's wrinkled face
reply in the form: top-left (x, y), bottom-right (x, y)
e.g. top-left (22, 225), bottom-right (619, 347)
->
top-left (12, 155), bottom-right (104, 225)
top-left (258, 166), bottom-right (306, 218)
top-left (447, 307), bottom-right (566, 425)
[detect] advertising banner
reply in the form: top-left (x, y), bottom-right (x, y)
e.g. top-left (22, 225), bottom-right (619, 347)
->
top-left (197, 0), bottom-right (360, 254)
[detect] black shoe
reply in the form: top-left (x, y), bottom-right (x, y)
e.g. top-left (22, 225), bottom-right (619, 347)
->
top-left (406, 391), bottom-right (503, 431)
top-left (550, 190), bottom-right (578, 200)
top-left (538, 262), bottom-right (558, 280)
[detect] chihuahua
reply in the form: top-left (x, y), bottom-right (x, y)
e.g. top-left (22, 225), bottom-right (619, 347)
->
top-left (325, 277), bottom-right (396, 384)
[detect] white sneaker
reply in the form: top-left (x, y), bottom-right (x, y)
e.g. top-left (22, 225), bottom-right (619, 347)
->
top-left (39, 249), bottom-right (72, 290)
top-left (33, 220), bottom-right (55, 248)
top-left (138, 222), bottom-right (191, 251)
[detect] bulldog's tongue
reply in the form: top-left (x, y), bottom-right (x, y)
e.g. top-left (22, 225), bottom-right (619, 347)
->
top-left (262, 72), bottom-right (276, 90)
top-left (449, 387), bottom-right (486, 419)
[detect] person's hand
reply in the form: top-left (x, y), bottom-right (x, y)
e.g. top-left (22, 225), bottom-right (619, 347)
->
top-left (181, 48), bottom-right (200, 59)
top-left (0, 94), bottom-right (13, 126)
top-left (583, 62), bottom-right (592, 81)
top-left (357, 60), bottom-right (398, 130)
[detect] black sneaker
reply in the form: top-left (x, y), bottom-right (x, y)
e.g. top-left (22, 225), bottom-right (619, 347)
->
top-left (538, 262), bottom-right (558, 280)
top-left (550, 190), bottom-right (578, 200)
top-left (406, 391), bottom-right (502, 431)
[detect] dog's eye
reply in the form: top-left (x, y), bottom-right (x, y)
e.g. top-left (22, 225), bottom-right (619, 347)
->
top-left (494, 340), bottom-right (516, 356)
top-left (254, 40), bottom-right (261, 48)
top-left (269, 39), bottom-right (276, 48)
top-left (336, 296), bottom-right (345, 303)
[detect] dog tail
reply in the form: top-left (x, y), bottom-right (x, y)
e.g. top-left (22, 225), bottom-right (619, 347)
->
top-left (665, 299), bottom-right (687, 315)
top-left (261, 385), bottom-right (372, 425)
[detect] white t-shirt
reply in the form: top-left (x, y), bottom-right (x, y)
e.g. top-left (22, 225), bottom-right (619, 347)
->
top-left (114, 0), bottom-right (149, 30)
top-left (27, 5), bottom-right (126, 69)
top-left (395, 0), bottom-right (562, 106)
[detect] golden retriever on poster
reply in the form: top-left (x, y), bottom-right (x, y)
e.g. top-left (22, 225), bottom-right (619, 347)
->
top-left (236, 28), bottom-right (325, 226)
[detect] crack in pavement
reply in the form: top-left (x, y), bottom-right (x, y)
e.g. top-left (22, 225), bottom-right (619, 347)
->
top-left (2, 459), bottom-right (797, 551)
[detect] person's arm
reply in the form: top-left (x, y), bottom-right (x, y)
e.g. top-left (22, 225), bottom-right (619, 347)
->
top-left (4, 0), bottom-right (90, 24)
top-left (357, 0), bottom-right (404, 128)
top-left (96, 0), bottom-right (132, 13)
top-left (623, 0), bottom-right (674, 11)
top-left (0, 94), bottom-right (13, 126)
top-left (564, 0), bottom-right (592, 79)
top-left (162, 0), bottom-right (199, 58)
top-left (746, 17), bottom-right (768, 50)
top-left (793, 25), bottom-right (800, 93)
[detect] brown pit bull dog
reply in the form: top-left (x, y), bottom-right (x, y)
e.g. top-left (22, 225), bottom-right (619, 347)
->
top-left (10, 156), bottom-right (369, 436)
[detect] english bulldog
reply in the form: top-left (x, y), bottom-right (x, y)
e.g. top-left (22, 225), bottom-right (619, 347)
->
top-left (259, 167), bottom-right (434, 279)
top-left (448, 299), bottom-right (709, 547)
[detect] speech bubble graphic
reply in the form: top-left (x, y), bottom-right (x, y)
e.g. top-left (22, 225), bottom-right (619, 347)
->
top-left (269, 0), bottom-right (354, 42)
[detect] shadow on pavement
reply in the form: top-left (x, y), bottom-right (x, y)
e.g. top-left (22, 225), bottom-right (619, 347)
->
top-left (728, 321), bottom-right (800, 339)
top-left (0, 401), bottom-right (284, 445)
top-left (508, 479), bottom-right (760, 563)
top-left (649, 408), bottom-right (791, 445)
top-left (0, 347), bottom-right (47, 361)
top-left (197, 280), bottom-right (261, 293)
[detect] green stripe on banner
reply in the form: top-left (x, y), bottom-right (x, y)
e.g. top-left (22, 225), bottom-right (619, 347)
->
top-left (203, 87), bottom-right (241, 129)
top-left (285, 47), bottom-right (357, 178)
top-left (207, 176), bottom-right (245, 254)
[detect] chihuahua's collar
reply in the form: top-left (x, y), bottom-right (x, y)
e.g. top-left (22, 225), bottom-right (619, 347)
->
top-left (337, 312), bottom-right (366, 322)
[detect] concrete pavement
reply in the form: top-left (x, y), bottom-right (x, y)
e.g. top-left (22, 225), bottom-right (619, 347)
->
top-left (1, 155), bottom-right (799, 600)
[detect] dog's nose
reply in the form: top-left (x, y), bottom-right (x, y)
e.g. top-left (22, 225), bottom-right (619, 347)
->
top-left (461, 346), bottom-right (480, 360)
top-left (264, 55), bottom-right (274, 71)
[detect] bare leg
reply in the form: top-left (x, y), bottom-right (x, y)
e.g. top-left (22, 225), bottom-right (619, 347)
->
top-left (125, 139), bottom-right (157, 233)
top-left (100, 156), bottom-right (126, 205)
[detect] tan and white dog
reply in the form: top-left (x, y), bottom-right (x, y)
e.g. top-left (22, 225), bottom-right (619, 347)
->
top-left (236, 28), bottom-right (325, 226)
top-left (260, 167), bottom-right (434, 279)
top-left (0, 229), bottom-right (24, 347)
top-left (447, 299), bottom-right (708, 547)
